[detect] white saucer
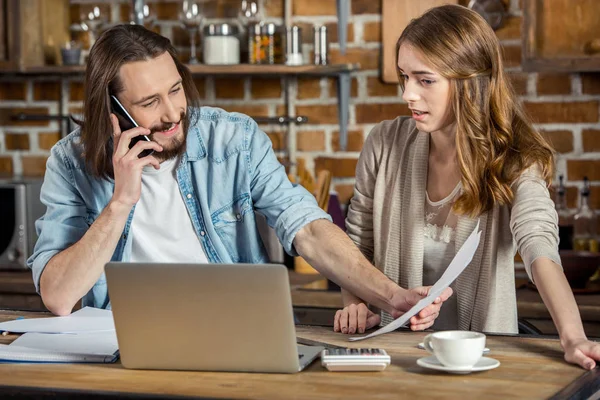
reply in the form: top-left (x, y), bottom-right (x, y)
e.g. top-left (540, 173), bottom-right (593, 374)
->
top-left (417, 342), bottom-right (490, 354)
top-left (417, 356), bottom-right (500, 374)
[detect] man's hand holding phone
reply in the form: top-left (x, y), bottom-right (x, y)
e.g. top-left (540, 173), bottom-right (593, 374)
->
top-left (110, 113), bottom-right (163, 209)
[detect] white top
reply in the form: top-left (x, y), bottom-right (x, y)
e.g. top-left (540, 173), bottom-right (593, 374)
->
top-left (130, 158), bottom-right (209, 263)
top-left (423, 183), bottom-right (461, 330)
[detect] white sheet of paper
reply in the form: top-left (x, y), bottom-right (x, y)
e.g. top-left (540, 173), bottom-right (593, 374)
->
top-left (11, 331), bottom-right (118, 356)
top-left (350, 221), bottom-right (481, 342)
top-left (0, 307), bottom-right (114, 334)
top-left (0, 343), bottom-right (117, 363)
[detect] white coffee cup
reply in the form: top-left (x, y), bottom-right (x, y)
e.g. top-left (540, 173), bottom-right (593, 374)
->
top-left (423, 331), bottom-right (486, 369)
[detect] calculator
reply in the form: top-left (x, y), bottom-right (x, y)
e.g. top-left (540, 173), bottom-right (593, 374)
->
top-left (321, 348), bottom-right (391, 372)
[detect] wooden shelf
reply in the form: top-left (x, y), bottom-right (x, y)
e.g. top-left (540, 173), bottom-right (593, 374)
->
top-left (523, 0), bottom-right (600, 72)
top-left (0, 63), bottom-right (359, 77)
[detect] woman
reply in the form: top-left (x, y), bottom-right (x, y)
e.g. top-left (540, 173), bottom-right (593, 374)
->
top-left (334, 4), bottom-right (600, 370)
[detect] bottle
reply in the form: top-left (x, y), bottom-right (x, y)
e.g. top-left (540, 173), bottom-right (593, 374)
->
top-left (555, 175), bottom-right (574, 250)
top-left (572, 177), bottom-right (598, 252)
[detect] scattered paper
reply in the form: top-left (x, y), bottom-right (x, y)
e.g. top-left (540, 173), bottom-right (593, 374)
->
top-left (11, 331), bottom-right (118, 356)
top-left (0, 307), bottom-right (114, 334)
top-left (350, 221), bottom-right (481, 341)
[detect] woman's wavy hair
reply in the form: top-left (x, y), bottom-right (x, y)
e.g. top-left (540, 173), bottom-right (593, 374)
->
top-left (396, 5), bottom-right (554, 217)
top-left (79, 24), bottom-right (200, 180)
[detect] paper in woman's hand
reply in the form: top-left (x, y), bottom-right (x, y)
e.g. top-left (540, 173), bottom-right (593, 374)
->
top-left (349, 221), bottom-right (481, 342)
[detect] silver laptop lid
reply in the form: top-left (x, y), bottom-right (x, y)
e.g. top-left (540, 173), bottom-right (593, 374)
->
top-left (105, 263), bottom-right (301, 373)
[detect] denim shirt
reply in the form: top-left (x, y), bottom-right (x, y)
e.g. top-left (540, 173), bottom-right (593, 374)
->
top-left (27, 106), bottom-right (331, 309)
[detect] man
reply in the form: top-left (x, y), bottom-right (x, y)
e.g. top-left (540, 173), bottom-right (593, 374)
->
top-left (28, 24), bottom-right (450, 333)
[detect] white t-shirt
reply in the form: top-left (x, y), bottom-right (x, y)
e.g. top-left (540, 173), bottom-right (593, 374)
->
top-left (130, 157), bottom-right (209, 263)
top-left (423, 183), bottom-right (461, 330)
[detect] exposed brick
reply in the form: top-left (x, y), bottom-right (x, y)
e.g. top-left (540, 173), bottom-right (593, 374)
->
top-left (215, 78), bottom-right (245, 99)
top-left (38, 132), bottom-right (61, 150)
top-left (540, 130), bottom-right (573, 153)
top-left (172, 26), bottom-right (200, 48)
top-left (495, 16), bottom-right (521, 41)
top-left (581, 73), bottom-right (600, 94)
top-left (212, 0), bottom-right (249, 18)
top-left (356, 103), bottom-right (411, 124)
top-left (592, 187), bottom-right (600, 210)
top-left (508, 72), bottom-right (528, 95)
top-left (293, 0), bottom-right (336, 16)
top-left (367, 77), bottom-right (398, 97)
top-left (33, 82), bottom-right (60, 101)
top-left (501, 45), bottom-right (522, 68)
top-left (226, 105), bottom-right (269, 118)
top-left (329, 48), bottom-right (380, 71)
top-left (0, 107), bottom-right (49, 127)
top-left (0, 157), bottom-right (13, 176)
top-left (332, 130), bottom-right (364, 152)
top-left (267, 132), bottom-right (286, 151)
top-left (334, 183), bottom-right (355, 205)
top-left (297, 130), bottom-right (325, 151)
top-left (566, 186), bottom-right (578, 209)
top-left (119, 4), bottom-right (130, 22)
top-left (0, 82), bottom-right (27, 101)
top-left (296, 22), bottom-right (354, 45)
top-left (298, 78), bottom-right (324, 99)
top-left (4, 133), bottom-right (30, 151)
top-left (69, 107), bottom-right (83, 116)
top-left (265, 0), bottom-right (284, 17)
top-left (537, 73), bottom-right (571, 96)
top-left (250, 78), bottom-right (282, 99)
top-left (363, 21), bottom-right (381, 43)
top-left (523, 101), bottom-right (599, 124)
top-left (193, 77), bottom-right (205, 99)
top-left (154, 2), bottom-right (180, 19)
top-left (582, 129), bottom-right (600, 152)
top-left (321, 77), bottom-right (359, 98)
top-left (22, 156), bottom-right (48, 177)
top-left (69, 81), bottom-right (85, 102)
top-left (352, 0), bottom-right (381, 14)
top-left (295, 105), bottom-right (339, 124)
top-left (314, 157), bottom-right (358, 178)
top-left (567, 160), bottom-right (600, 181)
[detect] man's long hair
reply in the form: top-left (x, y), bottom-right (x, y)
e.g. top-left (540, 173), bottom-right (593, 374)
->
top-left (396, 5), bottom-right (554, 217)
top-left (79, 24), bottom-right (200, 180)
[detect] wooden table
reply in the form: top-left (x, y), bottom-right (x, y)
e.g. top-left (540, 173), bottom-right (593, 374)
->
top-left (0, 310), bottom-right (598, 399)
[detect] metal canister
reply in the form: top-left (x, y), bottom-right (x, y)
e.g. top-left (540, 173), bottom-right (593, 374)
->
top-left (313, 25), bottom-right (328, 65)
top-left (285, 25), bottom-right (303, 65)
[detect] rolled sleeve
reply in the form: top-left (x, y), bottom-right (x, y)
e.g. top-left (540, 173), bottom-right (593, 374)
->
top-left (26, 144), bottom-right (89, 293)
top-left (510, 167), bottom-right (562, 283)
top-left (246, 120), bottom-right (331, 256)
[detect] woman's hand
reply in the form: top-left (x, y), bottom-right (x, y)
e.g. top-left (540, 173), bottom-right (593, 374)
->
top-left (333, 286), bottom-right (452, 334)
top-left (562, 337), bottom-right (600, 370)
top-left (334, 303), bottom-right (381, 334)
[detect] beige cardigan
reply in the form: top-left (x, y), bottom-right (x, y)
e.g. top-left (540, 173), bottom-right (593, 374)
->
top-left (346, 117), bottom-right (561, 334)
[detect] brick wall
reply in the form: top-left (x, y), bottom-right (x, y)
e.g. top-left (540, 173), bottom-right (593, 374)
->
top-left (1, 0), bottom-right (600, 212)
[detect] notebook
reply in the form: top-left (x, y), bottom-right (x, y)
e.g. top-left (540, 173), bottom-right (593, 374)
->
top-left (0, 331), bottom-right (119, 363)
top-left (0, 307), bottom-right (118, 363)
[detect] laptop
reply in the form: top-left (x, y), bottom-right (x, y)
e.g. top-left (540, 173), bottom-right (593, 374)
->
top-left (105, 262), bottom-right (323, 373)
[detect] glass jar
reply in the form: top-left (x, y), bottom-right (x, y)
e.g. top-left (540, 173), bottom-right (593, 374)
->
top-left (261, 23), bottom-right (284, 64)
top-left (202, 23), bottom-right (240, 65)
top-left (248, 23), bottom-right (263, 64)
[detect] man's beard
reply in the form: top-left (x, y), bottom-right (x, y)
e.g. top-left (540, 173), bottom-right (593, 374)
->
top-left (148, 111), bottom-right (187, 162)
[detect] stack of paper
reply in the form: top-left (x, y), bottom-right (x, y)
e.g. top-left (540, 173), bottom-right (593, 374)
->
top-left (0, 307), bottom-right (118, 363)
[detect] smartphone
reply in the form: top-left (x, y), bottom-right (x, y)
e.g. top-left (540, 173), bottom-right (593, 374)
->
top-left (110, 95), bottom-right (154, 158)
